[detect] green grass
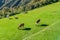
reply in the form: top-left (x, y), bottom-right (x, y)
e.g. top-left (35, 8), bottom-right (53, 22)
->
top-left (27, 21), bottom-right (60, 40)
top-left (0, 2), bottom-right (60, 40)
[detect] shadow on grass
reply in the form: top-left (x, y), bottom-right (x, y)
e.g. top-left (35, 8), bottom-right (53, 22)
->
top-left (18, 28), bottom-right (31, 31)
top-left (9, 18), bottom-right (13, 20)
top-left (23, 28), bottom-right (31, 30)
top-left (15, 17), bottom-right (19, 19)
top-left (41, 24), bottom-right (48, 26)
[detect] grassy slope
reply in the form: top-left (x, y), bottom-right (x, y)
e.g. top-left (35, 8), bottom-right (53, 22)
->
top-left (28, 21), bottom-right (60, 40)
top-left (0, 2), bottom-right (60, 40)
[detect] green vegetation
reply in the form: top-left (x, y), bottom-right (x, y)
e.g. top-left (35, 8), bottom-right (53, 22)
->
top-left (0, 2), bottom-right (60, 40)
top-left (0, 0), bottom-right (59, 18)
top-left (27, 21), bottom-right (60, 40)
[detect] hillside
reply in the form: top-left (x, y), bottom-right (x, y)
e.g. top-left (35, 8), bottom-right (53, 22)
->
top-left (0, 0), bottom-right (60, 19)
top-left (0, 0), bottom-right (60, 9)
top-left (0, 2), bottom-right (60, 40)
